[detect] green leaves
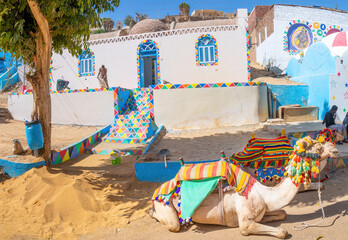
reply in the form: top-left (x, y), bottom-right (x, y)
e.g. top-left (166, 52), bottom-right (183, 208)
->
top-left (0, 0), bottom-right (120, 65)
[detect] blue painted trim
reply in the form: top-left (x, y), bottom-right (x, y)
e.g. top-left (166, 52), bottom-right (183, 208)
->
top-left (0, 159), bottom-right (45, 178)
top-left (60, 125), bottom-right (111, 151)
top-left (143, 125), bottom-right (163, 154)
top-left (135, 159), bottom-right (219, 182)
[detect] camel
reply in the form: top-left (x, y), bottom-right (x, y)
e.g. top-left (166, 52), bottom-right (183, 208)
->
top-left (149, 137), bottom-right (339, 239)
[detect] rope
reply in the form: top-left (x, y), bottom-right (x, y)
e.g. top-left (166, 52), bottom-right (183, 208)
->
top-left (293, 171), bottom-right (325, 230)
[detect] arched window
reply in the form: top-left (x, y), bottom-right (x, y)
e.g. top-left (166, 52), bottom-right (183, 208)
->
top-left (196, 34), bottom-right (218, 66)
top-left (78, 49), bottom-right (95, 77)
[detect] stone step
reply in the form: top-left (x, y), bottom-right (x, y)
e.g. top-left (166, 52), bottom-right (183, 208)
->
top-left (104, 132), bottom-right (148, 139)
top-left (112, 122), bottom-right (151, 128)
top-left (102, 137), bottom-right (147, 144)
top-left (109, 127), bottom-right (150, 134)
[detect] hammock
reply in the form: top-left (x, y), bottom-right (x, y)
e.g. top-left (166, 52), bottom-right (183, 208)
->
top-left (229, 136), bottom-right (293, 168)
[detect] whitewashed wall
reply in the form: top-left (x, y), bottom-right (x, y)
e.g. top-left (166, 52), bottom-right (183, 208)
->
top-left (329, 50), bottom-right (348, 122)
top-left (51, 27), bottom-right (248, 91)
top-left (8, 92), bottom-right (114, 126)
top-left (256, 5), bottom-right (348, 71)
top-left (153, 86), bottom-right (268, 130)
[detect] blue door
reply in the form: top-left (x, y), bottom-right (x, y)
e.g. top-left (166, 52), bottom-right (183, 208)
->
top-left (138, 41), bottom-right (158, 88)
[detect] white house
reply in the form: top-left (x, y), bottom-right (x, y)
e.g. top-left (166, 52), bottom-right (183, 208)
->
top-left (50, 9), bottom-right (249, 91)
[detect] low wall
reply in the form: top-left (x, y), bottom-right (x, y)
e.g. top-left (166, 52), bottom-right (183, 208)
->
top-left (135, 159), bottom-right (219, 182)
top-left (8, 90), bottom-right (114, 126)
top-left (268, 84), bottom-right (309, 109)
top-left (51, 125), bottom-right (111, 164)
top-left (0, 159), bottom-right (45, 177)
top-left (152, 83), bottom-right (268, 130)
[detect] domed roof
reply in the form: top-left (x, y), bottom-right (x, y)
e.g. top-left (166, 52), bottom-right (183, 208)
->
top-left (129, 19), bottom-right (169, 35)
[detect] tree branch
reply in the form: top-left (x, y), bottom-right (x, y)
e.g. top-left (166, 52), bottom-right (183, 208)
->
top-left (26, 0), bottom-right (50, 45)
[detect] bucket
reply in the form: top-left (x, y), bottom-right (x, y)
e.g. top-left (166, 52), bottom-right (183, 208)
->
top-left (25, 120), bottom-right (44, 150)
top-left (110, 153), bottom-right (121, 165)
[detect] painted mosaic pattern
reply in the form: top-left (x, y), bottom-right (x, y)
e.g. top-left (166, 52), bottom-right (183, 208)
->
top-left (136, 39), bottom-right (161, 88)
top-left (9, 86), bottom-right (118, 96)
top-left (78, 49), bottom-right (95, 77)
top-left (246, 28), bottom-right (251, 81)
top-left (283, 20), bottom-right (344, 55)
top-left (51, 126), bottom-right (110, 165)
top-left (195, 34), bottom-right (218, 66)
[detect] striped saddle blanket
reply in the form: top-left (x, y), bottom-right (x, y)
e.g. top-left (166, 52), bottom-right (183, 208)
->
top-left (152, 160), bottom-right (255, 201)
top-left (230, 136), bottom-right (293, 168)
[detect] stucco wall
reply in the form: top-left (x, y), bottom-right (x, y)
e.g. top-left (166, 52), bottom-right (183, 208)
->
top-left (329, 50), bottom-right (348, 122)
top-left (286, 42), bottom-right (336, 120)
top-left (8, 91), bottom-right (114, 126)
top-left (153, 86), bottom-right (268, 130)
top-left (51, 27), bottom-right (248, 91)
top-left (255, 5), bottom-right (348, 71)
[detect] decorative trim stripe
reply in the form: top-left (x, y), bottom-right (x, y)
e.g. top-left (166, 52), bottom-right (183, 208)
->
top-left (89, 25), bottom-right (239, 46)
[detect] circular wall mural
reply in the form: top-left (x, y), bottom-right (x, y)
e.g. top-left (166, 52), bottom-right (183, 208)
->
top-left (287, 23), bottom-right (313, 51)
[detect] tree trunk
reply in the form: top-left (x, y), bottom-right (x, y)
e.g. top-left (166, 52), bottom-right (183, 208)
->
top-left (27, 0), bottom-right (52, 165)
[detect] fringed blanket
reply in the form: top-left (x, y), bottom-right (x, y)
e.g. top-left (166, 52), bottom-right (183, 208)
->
top-left (229, 136), bottom-right (293, 168)
top-left (316, 128), bottom-right (336, 144)
top-left (152, 160), bottom-right (256, 223)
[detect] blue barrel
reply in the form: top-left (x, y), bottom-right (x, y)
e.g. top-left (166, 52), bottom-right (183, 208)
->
top-left (25, 120), bottom-right (44, 150)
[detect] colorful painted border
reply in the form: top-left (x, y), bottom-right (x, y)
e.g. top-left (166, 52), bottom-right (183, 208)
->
top-left (51, 125), bottom-right (111, 165)
top-left (137, 39), bottom-right (161, 88)
top-left (246, 28), bottom-right (251, 82)
top-left (195, 34), bottom-right (218, 66)
top-left (78, 49), bottom-right (96, 77)
top-left (9, 86), bottom-right (118, 96)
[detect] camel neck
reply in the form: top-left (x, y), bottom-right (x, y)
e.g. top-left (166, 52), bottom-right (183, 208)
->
top-left (256, 177), bottom-right (300, 211)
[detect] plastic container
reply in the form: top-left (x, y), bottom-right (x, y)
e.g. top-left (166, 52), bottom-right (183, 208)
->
top-left (110, 153), bottom-right (121, 165)
top-left (25, 120), bottom-right (44, 150)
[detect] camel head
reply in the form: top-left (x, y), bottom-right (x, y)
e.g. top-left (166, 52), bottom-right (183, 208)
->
top-left (286, 136), bottom-right (339, 189)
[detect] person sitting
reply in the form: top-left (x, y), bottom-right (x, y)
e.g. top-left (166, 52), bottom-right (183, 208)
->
top-left (323, 105), bottom-right (345, 144)
top-left (56, 79), bottom-right (70, 91)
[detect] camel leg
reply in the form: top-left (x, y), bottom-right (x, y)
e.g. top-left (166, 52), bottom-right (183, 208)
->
top-left (261, 210), bottom-right (287, 223)
top-left (239, 221), bottom-right (288, 239)
top-left (150, 201), bottom-right (180, 232)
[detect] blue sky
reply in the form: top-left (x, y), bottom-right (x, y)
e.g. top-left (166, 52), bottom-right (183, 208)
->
top-left (101, 0), bottom-right (348, 25)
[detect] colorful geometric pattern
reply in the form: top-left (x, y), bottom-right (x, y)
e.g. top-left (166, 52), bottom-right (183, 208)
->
top-left (51, 125), bottom-right (111, 165)
top-left (283, 20), bottom-right (344, 55)
top-left (148, 82), bottom-right (267, 118)
top-left (86, 149), bottom-right (143, 156)
top-left (246, 28), bottom-right (251, 81)
top-left (230, 136), bottom-right (293, 168)
top-left (78, 49), bottom-right (95, 77)
top-left (152, 160), bottom-right (256, 200)
top-left (195, 34), bottom-right (218, 66)
top-left (103, 113), bottom-right (153, 144)
top-left (137, 39), bottom-right (161, 88)
top-left (9, 86), bottom-right (118, 96)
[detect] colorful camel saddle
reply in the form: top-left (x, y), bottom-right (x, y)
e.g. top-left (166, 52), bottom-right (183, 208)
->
top-left (152, 160), bottom-right (256, 223)
top-left (229, 136), bottom-right (293, 182)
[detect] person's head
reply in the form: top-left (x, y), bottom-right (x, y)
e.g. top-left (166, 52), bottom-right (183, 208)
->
top-left (346, 112), bottom-right (348, 117)
top-left (101, 65), bottom-right (105, 68)
top-left (331, 105), bottom-right (338, 113)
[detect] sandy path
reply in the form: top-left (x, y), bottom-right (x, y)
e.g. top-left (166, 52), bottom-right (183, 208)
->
top-left (150, 124), bottom-right (279, 162)
top-left (83, 169), bottom-right (348, 240)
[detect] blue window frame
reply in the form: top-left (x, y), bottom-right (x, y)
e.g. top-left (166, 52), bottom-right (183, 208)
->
top-left (197, 35), bottom-right (218, 65)
top-left (78, 50), bottom-right (95, 76)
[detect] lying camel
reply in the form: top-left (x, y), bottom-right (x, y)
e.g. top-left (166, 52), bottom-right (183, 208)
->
top-left (150, 137), bottom-right (339, 239)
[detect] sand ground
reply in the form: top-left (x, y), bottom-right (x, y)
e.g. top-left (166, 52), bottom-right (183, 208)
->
top-left (1, 92), bottom-right (348, 239)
